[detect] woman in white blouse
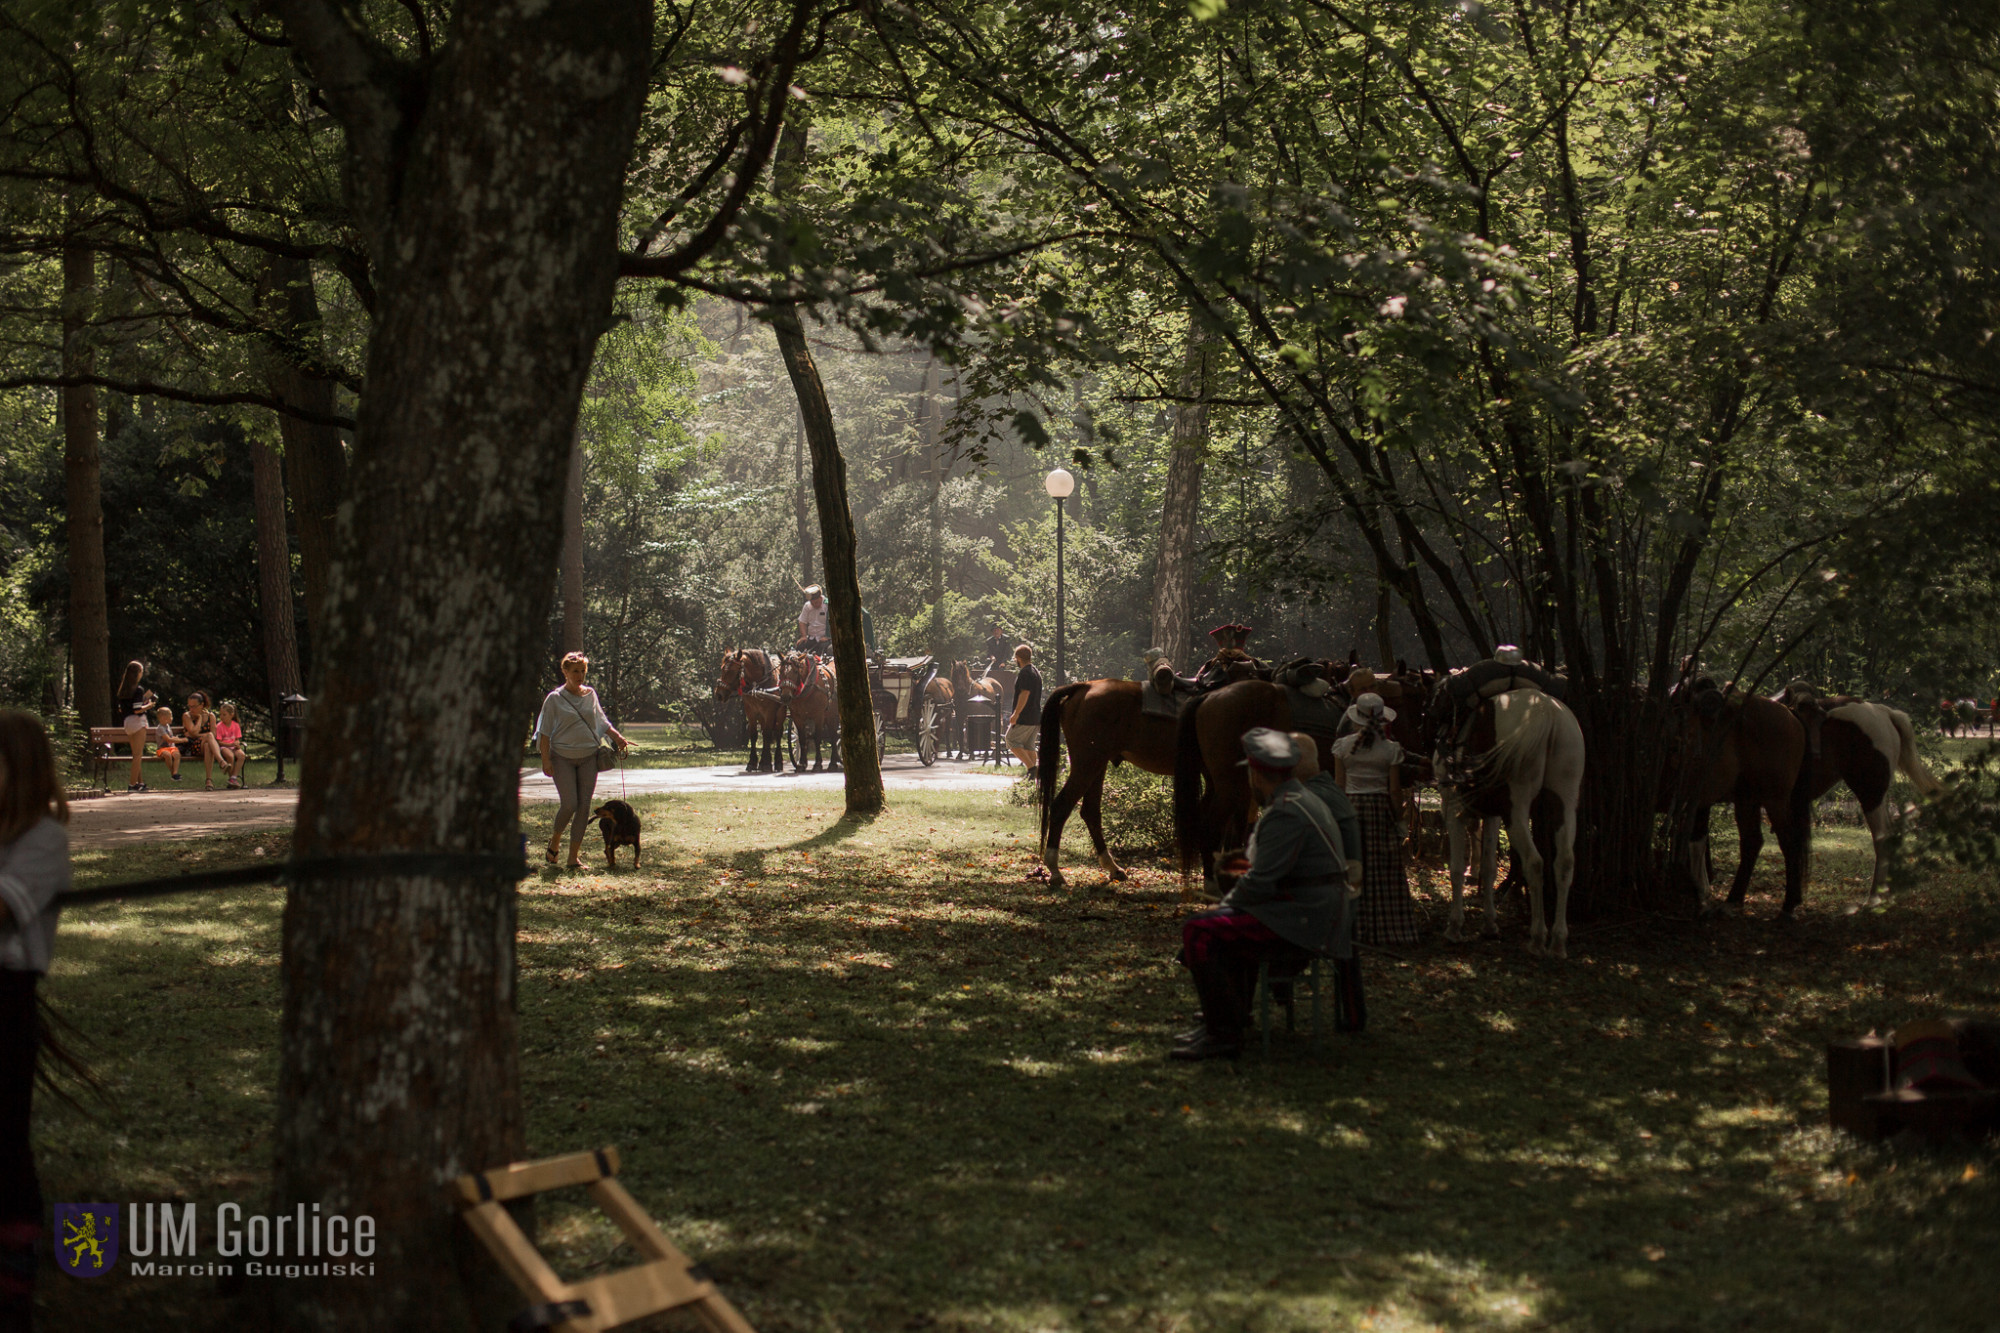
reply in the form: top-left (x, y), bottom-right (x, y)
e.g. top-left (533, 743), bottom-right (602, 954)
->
top-left (1332, 692), bottom-right (1422, 945)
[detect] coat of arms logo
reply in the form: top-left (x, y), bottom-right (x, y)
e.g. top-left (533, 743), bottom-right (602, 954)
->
top-left (54, 1203), bottom-right (119, 1278)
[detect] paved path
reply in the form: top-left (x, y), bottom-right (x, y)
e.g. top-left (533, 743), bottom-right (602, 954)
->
top-left (68, 756), bottom-right (1019, 849)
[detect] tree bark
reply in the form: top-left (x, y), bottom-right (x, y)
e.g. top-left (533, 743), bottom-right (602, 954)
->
top-left (62, 239), bottom-right (110, 731)
top-left (264, 253), bottom-right (348, 658)
top-left (793, 405), bottom-right (813, 586)
top-left (924, 354), bottom-right (944, 653)
top-left (775, 305), bottom-right (885, 814)
top-left (268, 1), bottom-right (652, 1327)
top-left (561, 422), bottom-right (585, 654)
top-left (1150, 328), bottom-right (1210, 670)
top-left (251, 439), bottom-right (305, 707)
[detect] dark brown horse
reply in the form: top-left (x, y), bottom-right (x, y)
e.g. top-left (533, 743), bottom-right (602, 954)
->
top-left (715, 648), bottom-right (785, 773)
top-left (1172, 680), bottom-right (1294, 894)
top-left (1661, 685), bottom-right (1813, 917)
top-left (1035, 680), bottom-right (1180, 889)
top-left (780, 651), bottom-right (841, 772)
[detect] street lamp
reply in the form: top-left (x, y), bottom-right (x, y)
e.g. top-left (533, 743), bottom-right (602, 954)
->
top-left (1044, 467), bottom-right (1075, 685)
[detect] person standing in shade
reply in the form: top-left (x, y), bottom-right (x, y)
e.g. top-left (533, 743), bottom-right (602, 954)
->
top-left (796, 584), bottom-right (830, 656)
top-left (1006, 644), bottom-right (1042, 777)
top-left (113, 660), bottom-right (156, 793)
top-left (0, 710), bottom-right (72, 1328)
top-left (534, 653), bottom-right (630, 870)
top-left (1332, 692), bottom-right (1421, 946)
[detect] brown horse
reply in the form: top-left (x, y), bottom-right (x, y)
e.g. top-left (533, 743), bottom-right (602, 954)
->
top-left (715, 648), bottom-right (786, 773)
top-left (1661, 685), bottom-right (1813, 917)
top-left (1758, 693), bottom-right (1943, 899)
top-left (1035, 680), bottom-right (1180, 889)
top-left (950, 659), bottom-right (1001, 758)
top-left (780, 651), bottom-right (841, 772)
top-left (1172, 680), bottom-right (1295, 893)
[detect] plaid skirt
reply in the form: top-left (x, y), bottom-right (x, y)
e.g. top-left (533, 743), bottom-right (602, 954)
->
top-left (1351, 791), bottom-right (1421, 946)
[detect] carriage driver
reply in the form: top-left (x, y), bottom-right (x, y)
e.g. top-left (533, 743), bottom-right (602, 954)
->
top-left (1171, 728), bottom-right (1353, 1062)
top-left (796, 584), bottom-right (830, 656)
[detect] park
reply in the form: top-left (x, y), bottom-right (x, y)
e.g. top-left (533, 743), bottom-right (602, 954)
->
top-left (1, 1), bottom-right (1997, 1330)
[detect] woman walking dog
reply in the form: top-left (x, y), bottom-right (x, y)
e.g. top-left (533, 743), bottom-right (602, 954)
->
top-left (534, 653), bottom-right (630, 870)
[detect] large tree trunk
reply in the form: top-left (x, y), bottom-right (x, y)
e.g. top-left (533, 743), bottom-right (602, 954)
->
top-left (923, 354), bottom-right (944, 653)
top-left (269, 2), bottom-right (652, 1327)
top-left (793, 406), bottom-right (813, 586)
top-left (250, 440), bottom-right (305, 707)
top-left (1150, 328), bottom-right (1210, 670)
top-left (62, 240), bottom-right (110, 731)
top-left (775, 306), bottom-right (884, 814)
top-left (264, 253), bottom-right (348, 659)
top-left (561, 423), bottom-right (585, 654)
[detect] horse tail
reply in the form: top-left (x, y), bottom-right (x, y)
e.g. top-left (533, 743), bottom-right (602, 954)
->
top-left (1039, 684), bottom-right (1082, 835)
top-left (1174, 693), bottom-right (1209, 874)
top-left (1886, 707), bottom-right (1944, 796)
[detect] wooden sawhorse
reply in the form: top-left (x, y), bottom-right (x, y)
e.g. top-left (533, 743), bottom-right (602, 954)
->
top-left (454, 1146), bottom-right (756, 1333)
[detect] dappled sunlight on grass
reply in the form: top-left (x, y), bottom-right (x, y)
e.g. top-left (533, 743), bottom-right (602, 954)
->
top-left (28, 792), bottom-right (2000, 1330)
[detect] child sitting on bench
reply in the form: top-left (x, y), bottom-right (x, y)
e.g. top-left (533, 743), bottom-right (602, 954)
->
top-left (151, 706), bottom-right (183, 783)
top-left (214, 702), bottom-right (247, 789)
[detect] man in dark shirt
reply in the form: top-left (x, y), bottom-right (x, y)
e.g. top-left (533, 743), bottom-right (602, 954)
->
top-left (983, 624), bottom-right (1010, 671)
top-left (1006, 644), bottom-right (1043, 774)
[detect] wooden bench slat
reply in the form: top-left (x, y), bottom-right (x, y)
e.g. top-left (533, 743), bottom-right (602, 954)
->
top-left (460, 1200), bottom-right (571, 1304)
top-left (452, 1146), bottom-right (620, 1207)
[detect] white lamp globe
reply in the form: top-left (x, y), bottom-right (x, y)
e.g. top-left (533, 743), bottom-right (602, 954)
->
top-left (1044, 467), bottom-right (1075, 499)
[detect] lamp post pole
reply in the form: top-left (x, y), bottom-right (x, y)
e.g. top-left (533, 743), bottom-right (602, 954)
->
top-left (1044, 467), bottom-right (1075, 685)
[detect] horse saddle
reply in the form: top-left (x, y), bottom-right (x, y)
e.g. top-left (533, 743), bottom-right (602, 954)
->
top-left (1143, 665), bottom-right (1196, 719)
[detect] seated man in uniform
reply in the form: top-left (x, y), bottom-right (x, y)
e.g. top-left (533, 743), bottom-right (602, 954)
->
top-left (796, 584), bottom-right (830, 656)
top-left (1172, 728), bottom-right (1352, 1061)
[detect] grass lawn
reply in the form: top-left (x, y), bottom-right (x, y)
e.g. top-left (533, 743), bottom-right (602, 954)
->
top-left (33, 787), bottom-right (2000, 1332)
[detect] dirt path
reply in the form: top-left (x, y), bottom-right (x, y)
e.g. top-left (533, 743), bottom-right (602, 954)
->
top-left (67, 755), bottom-right (1019, 849)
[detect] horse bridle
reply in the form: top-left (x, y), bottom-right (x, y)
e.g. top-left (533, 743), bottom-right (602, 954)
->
top-left (787, 653), bottom-right (828, 702)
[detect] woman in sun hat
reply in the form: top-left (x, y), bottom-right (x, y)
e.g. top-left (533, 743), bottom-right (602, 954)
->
top-left (1332, 691), bottom-right (1421, 946)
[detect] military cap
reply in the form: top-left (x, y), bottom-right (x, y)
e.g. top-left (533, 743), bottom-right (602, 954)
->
top-left (1237, 727), bottom-right (1300, 772)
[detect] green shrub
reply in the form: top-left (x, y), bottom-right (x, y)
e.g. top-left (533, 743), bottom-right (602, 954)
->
top-left (1009, 761), bottom-right (1177, 857)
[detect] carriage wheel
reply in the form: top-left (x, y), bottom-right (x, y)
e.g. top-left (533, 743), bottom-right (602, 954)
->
top-left (785, 718), bottom-right (803, 773)
top-left (918, 701), bottom-right (940, 766)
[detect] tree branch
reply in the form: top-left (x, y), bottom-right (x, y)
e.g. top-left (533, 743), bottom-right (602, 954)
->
top-left (0, 372), bottom-right (355, 430)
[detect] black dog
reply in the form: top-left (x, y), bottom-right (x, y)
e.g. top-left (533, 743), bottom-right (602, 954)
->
top-left (589, 799), bottom-right (641, 869)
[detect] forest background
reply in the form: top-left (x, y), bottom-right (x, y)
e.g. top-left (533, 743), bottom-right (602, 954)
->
top-left (2, 0), bottom-right (1995, 738)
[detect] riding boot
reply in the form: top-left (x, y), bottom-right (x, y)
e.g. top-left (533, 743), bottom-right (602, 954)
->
top-left (1184, 959), bottom-right (1247, 1043)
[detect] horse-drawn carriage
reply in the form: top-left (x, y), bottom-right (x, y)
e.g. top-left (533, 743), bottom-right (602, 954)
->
top-left (869, 655), bottom-right (948, 766)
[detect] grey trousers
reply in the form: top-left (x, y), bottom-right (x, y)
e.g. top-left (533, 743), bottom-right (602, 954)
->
top-left (550, 753), bottom-right (600, 857)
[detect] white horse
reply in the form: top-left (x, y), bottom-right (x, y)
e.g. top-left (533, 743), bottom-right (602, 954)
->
top-left (1438, 688), bottom-right (1587, 958)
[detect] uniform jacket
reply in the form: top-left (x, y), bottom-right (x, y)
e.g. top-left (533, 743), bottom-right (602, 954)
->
top-left (1222, 780), bottom-right (1349, 957)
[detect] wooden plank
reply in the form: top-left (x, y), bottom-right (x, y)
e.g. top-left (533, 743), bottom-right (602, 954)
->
top-left (453, 1146), bottom-right (619, 1207)
top-left (588, 1177), bottom-right (691, 1263)
top-left (690, 1290), bottom-right (763, 1333)
top-left (566, 1258), bottom-right (710, 1328)
top-left (460, 1201), bottom-right (571, 1303)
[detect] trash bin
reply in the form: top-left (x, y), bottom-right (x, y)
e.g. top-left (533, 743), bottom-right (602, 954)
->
top-left (277, 693), bottom-right (309, 758)
top-left (275, 693), bottom-right (309, 783)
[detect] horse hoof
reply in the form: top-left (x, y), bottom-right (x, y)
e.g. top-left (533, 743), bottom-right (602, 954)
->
top-left (1551, 939), bottom-right (1568, 960)
top-left (1481, 925), bottom-right (1501, 940)
top-left (1442, 923), bottom-right (1464, 944)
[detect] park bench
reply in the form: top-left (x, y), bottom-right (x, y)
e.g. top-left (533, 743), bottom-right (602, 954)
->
top-left (87, 725), bottom-right (194, 789)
